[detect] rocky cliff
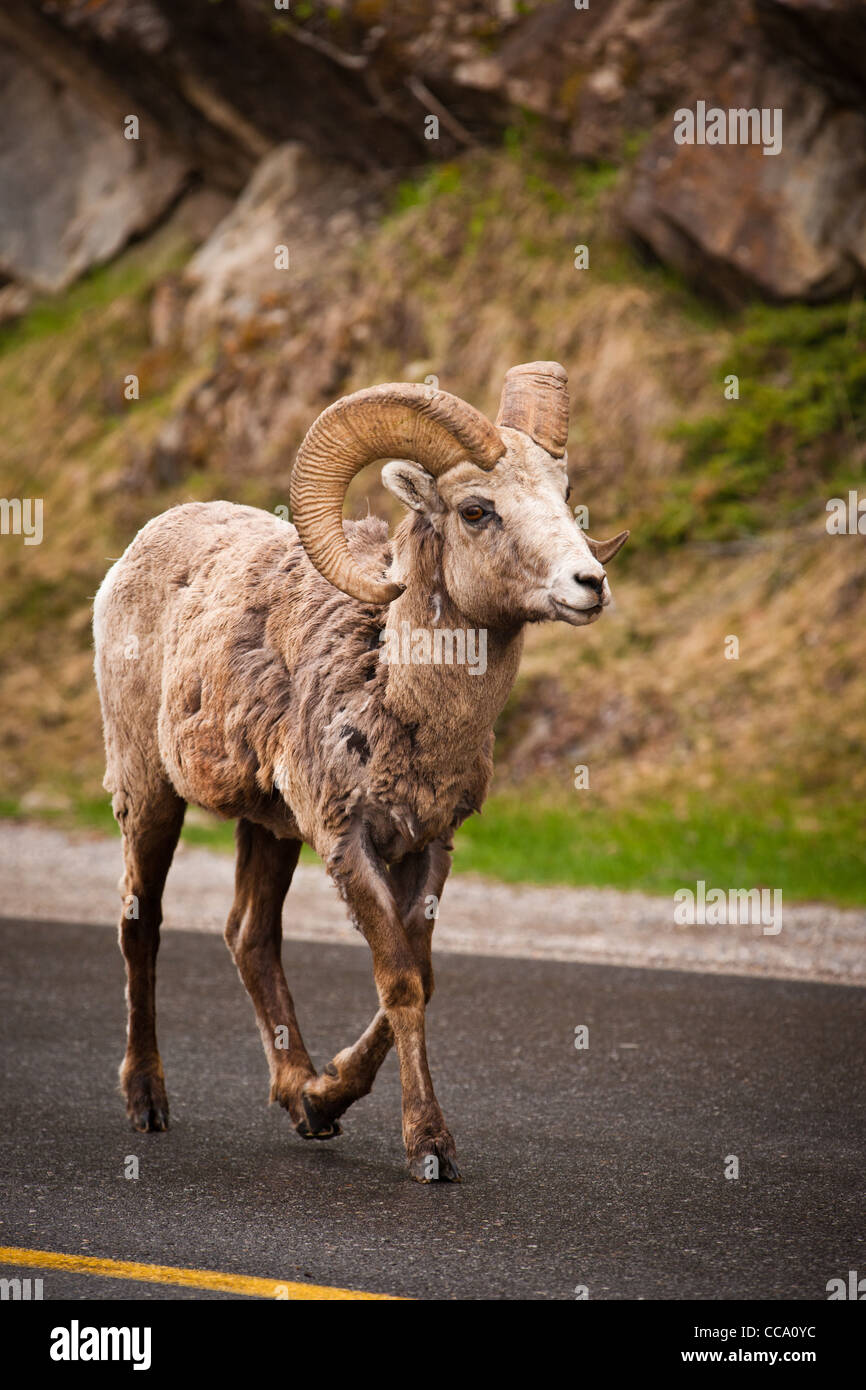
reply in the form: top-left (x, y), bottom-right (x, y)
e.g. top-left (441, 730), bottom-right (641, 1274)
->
top-left (2, 0), bottom-right (866, 305)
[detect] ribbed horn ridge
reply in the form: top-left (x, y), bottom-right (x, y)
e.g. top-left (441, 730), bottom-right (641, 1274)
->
top-left (495, 361), bottom-right (569, 457)
top-left (290, 383), bottom-right (505, 603)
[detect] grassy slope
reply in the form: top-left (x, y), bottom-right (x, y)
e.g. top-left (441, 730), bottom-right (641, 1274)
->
top-left (0, 139), bottom-right (864, 904)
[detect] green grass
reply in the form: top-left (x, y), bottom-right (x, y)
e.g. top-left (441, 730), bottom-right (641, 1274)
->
top-left (0, 233), bottom-right (189, 358)
top-left (391, 162), bottom-right (464, 215)
top-left (451, 790), bottom-right (866, 907)
top-left (3, 787), bottom-right (864, 906)
top-left (0, 796), bottom-right (326, 866)
top-left (651, 299), bottom-right (866, 548)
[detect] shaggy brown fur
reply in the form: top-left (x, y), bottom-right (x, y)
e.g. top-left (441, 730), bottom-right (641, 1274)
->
top-left (94, 417), bottom-right (626, 1181)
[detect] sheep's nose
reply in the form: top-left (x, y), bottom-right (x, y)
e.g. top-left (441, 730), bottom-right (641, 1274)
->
top-left (575, 569), bottom-right (605, 595)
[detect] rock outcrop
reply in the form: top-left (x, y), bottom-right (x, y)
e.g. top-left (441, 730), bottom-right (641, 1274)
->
top-left (1, 0), bottom-right (865, 304)
top-left (182, 143), bottom-right (377, 341)
top-left (0, 5), bottom-right (189, 292)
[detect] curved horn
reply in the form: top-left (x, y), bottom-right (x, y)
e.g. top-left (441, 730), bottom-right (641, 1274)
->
top-left (496, 361), bottom-right (569, 457)
top-left (290, 383), bottom-right (505, 603)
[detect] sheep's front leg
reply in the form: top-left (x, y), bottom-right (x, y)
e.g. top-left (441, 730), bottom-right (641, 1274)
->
top-left (302, 843), bottom-right (450, 1141)
top-left (224, 821), bottom-right (327, 1136)
top-left (320, 835), bottom-right (458, 1181)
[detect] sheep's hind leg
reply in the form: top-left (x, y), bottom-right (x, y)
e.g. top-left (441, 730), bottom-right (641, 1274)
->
top-left (116, 784), bottom-right (186, 1132)
top-left (308, 838), bottom-right (458, 1180)
top-left (301, 844), bottom-right (449, 1146)
top-left (224, 821), bottom-right (331, 1137)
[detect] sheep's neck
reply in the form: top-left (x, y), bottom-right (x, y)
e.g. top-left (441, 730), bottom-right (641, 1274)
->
top-left (382, 520), bottom-right (524, 757)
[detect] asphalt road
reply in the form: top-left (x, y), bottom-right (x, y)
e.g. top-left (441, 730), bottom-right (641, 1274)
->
top-left (0, 916), bottom-right (863, 1301)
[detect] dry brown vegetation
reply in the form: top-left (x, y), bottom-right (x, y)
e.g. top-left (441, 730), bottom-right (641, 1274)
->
top-left (1, 144), bottom-right (863, 896)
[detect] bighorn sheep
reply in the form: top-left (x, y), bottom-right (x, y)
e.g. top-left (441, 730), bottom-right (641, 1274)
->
top-left (94, 361), bottom-right (627, 1181)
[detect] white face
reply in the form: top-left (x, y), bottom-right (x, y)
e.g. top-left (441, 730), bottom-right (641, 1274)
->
top-left (383, 428), bottom-right (620, 630)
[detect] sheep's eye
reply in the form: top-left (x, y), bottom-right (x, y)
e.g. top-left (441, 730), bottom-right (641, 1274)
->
top-left (460, 504), bottom-right (486, 524)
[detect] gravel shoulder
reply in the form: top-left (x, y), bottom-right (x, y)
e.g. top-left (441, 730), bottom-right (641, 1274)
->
top-left (1, 822), bottom-right (863, 986)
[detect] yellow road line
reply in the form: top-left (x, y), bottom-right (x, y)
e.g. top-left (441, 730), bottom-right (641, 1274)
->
top-left (0, 1245), bottom-right (401, 1301)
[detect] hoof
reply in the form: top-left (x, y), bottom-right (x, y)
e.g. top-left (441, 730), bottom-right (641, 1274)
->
top-left (124, 1071), bottom-right (169, 1133)
top-left (129, 1104), bottom-right (169, 1133)
top-left (408, 1149), bottom-right (461, 1184)
top-left (296, 1093), bottom-right (343, 1141)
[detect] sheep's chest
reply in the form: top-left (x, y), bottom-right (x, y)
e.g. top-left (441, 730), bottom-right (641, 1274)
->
top-left (361, 758), bottom-right (482, 865)
top-left (364, 801), bottom-right (441, 863)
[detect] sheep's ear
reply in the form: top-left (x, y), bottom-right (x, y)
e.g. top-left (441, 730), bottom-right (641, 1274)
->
top-left (587, 529), bottom-right (629, 563)
top-left (382, 459), bottom-right (441, 514)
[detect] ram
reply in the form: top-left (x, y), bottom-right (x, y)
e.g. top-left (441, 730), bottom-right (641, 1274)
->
top-left (93, 361), bottom-right (628, 1181)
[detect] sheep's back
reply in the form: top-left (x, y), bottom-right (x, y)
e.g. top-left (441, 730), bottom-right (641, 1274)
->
top-left (95, 501), bottom-right (391, 836)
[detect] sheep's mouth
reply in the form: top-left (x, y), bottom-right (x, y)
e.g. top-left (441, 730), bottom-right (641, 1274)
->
top-left (550, 597), bottom-right (604, 625)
